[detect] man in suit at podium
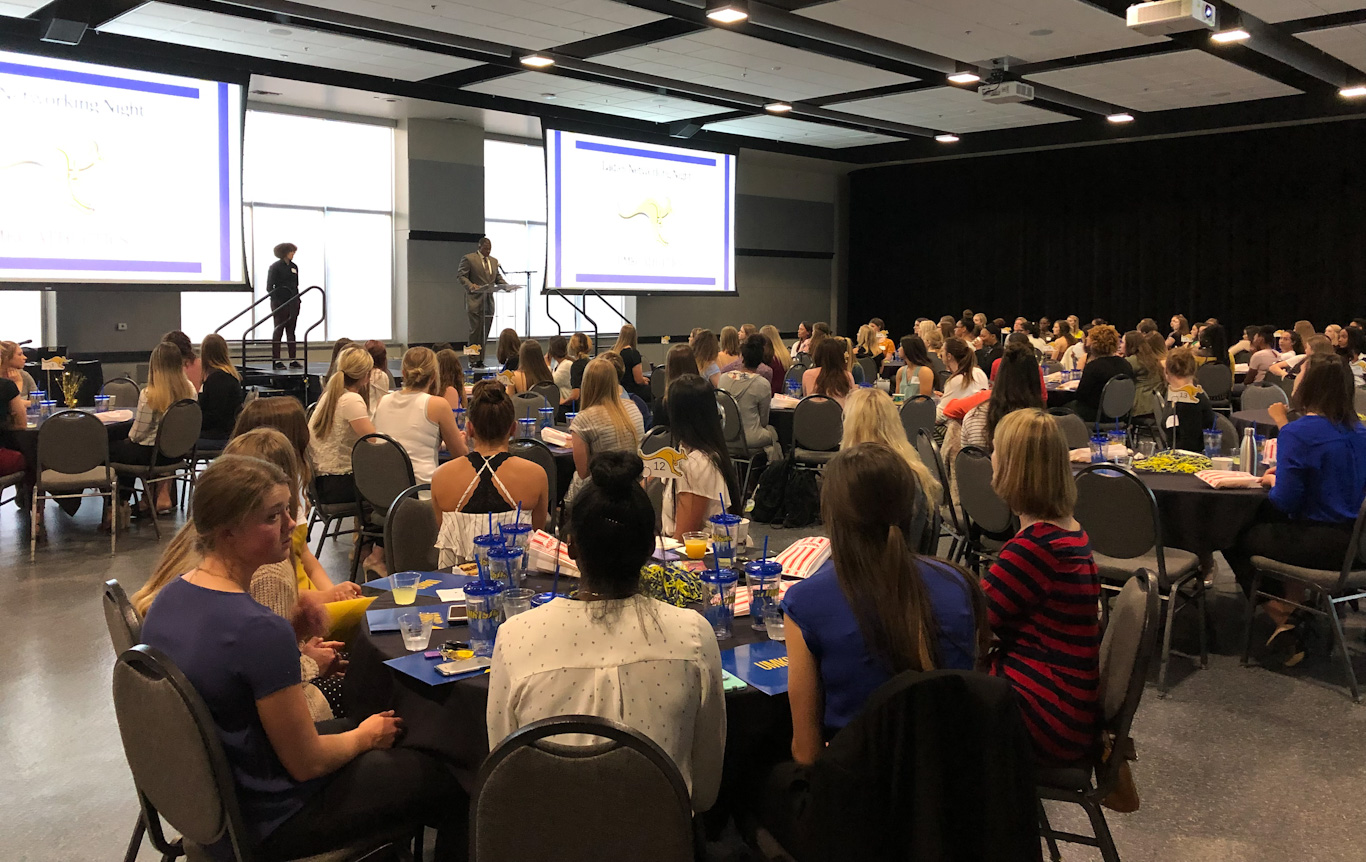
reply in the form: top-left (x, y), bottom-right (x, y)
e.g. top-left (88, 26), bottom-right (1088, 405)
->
top-left (457, 236), bottom-right (508, 367)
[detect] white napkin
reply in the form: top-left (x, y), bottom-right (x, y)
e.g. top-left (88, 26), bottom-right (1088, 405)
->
top-left (436, 588), bottom-right (466, 603)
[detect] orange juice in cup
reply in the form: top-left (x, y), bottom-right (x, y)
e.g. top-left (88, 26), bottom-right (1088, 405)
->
top-left (683, 531), bottom-right (709, 560)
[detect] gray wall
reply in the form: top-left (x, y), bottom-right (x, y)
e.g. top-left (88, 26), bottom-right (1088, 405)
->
top-left (53, 290), bottom-right (179, 354)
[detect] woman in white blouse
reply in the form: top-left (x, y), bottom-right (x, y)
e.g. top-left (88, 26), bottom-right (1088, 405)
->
top-left (936, 337), bottom-right (989, 421)
top-left (661, 374), bottom-right (742, 540)
top-left (487, 450), bottom-right (726, 812)
top-left (373, 347), bottom-right (467, 484)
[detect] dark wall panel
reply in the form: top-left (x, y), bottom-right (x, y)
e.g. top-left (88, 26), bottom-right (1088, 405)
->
top-left (847, 120), bottom-right (1366, 340)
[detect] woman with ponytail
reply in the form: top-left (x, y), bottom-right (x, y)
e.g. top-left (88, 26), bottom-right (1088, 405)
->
top-left (780, 443), bottom-right (985, 763)
top-left (487, 450), bottom-right (725, 812)
top-left (307, 346), bottom-right (377, 505)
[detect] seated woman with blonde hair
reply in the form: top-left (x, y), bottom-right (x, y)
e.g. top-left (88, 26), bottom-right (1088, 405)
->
top-left (839, 387), bottom-right (940, 512)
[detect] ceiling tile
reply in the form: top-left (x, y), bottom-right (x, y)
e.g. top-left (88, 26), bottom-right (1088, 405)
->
top-left (705, 114), bottom-right (901, 148)
top-left (99, 2), bottom-right (483, 81)
top-left (1232, 1), bottom-right (1366, 23)
top-left (1027, 49), bottom-right (1301, 111)
top-left (827, 85), bottom-right (1077, 132)
top-left (798, 0), bottom-right (1164, 66)
top-left (1297, 22), bottom-right (1366, 72)
top-left (464, 72), bottom-right (732, 121)
top-left (0, 1), bottom-right (42, 16)
top-left (595, 27), bottom-right (914, 102)
top-left (321, 0), bottom-right (665, 51)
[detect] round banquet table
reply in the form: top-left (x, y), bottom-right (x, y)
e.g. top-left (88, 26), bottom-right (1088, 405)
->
top-left (1231, 409), bottom-right (1280, 437)
top-left (1046, 383), bottom-right (1078, 409)
top-left (1130, 469), bottom-right (1267, 557)
top-left (8, 411), bottom-right (133, 465)
top-left (345, 571), bottom-right (793, 818)
top-left (771, 405), bottom-right (794, 449)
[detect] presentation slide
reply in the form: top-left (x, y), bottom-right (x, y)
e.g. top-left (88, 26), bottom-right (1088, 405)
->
top-left (0, 49), bottom-right (244, 286)
top-left (546, 129), bottom-right (735, 294)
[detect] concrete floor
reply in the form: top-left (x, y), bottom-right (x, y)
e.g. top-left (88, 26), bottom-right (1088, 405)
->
top-left (3, 501), bottom-right (1365, 861)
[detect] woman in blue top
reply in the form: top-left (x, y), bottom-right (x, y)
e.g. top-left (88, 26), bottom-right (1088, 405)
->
top-left (141, 455), bottom-right (465, 859)
top-left (781, 443), bottom-right (987, 762)
top-left (1226, 353), bottom-right (1366, 665)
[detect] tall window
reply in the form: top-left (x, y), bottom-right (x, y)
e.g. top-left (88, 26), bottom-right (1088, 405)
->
top-left (484, 139), bottom-right (628, 340)
top-left (8, 291), bottom-right (43, 346)
top-left (181, 110), bottom-right (394, 342)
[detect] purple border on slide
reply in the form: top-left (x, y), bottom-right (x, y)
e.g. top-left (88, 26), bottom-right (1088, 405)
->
top-left (0, 258), bottom-right (201, 272)
top-left (554, 130), bottom-right (561, 290)
top-left (575, 274), bottom-right (716, 285)
top-left (0, 60), bottom-right (226, 279)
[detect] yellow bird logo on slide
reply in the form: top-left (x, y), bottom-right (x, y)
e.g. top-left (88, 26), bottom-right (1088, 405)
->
top-left (619, 197), bottom-right (672, 245)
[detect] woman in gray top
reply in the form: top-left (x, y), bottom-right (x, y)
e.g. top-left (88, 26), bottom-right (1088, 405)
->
top-left (718, 335), bottom-right (782, 462)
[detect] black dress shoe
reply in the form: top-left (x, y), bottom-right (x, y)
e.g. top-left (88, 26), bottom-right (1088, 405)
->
top-left (273, 361), bottom-right (286, 369)
top-left (289, 360), bottom-right (303, 369)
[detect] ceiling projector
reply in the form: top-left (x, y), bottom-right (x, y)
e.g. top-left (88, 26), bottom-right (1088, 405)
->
top-left (1126, 0), bottom-right (1217, 36)
top-left (980, 80), bottom-right (1034, 104)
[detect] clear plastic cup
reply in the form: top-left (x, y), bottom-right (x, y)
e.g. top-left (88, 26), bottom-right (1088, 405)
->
top-left (39, 400), bottom-right (56, 420)
top-left (1107, 429), bottom-right (1129, 467)
top-left (763, 605), bottom-right (787, 641)
top-left (700, 569), bottom-right (738, 640)
top-left (1203, 429), bottom-right (1222, 458)
top-left (453, 408), bottom-right (467, 431)
top-left (472, 533), bottom-right (503, 574)
top-left (392, 571), bottom-right (420, 605)
top-left (95, 395), bottom-right (111, 413)
top-left (464, 580), bottom-right (506, 658)
top-left (501, 587), bottom-right (535, 617)
top-left (517, 417), bottom-right (537, 438)
top-left (1089, 434), bottom-right (1108, 464)
top-left (499, 521), bottom-right (533, 570)
top-left (709, 513), bottom-right (741, 567)
top-left (564, 412), bottom-right (578, 426)
top-left (1136, 439), bottom-right (1157, 460)
top-left (486, 545), bottom-right (524, 589)
top-left (683, 531), bottom-right (709, 560)
top-left (538, 406), bottom-right (555, 430)
top-left (744, 560), bottom-right (783, 631)
top-left (397, 610), bottom-right (432, 651)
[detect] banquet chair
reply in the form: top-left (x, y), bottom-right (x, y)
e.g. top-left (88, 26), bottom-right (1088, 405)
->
top-left (0, 469), bottom-right (24, 509)
top-left (1196, 364), bottom-right (1233, 415)
top-left (784, 364), bottom-right (804, 385)
top-left (101, 377), bottom-right (141, 410)
top-left (530, 381), bottom-right (561, 412)
top-left (350, 433), bottom-right (415, 582)
top-left (385, 483), bottom-right (438, 574)
top-left (1355, 387), bottom-right (1366, 417)
top-left (1241, 383), bottom-right (1288, 412)
top-left (639, 427), bottom-right (672, 533)
top-left (112, 645), bottom-right (413, 862)
top-left (715, 389), bottom-right (758, 494)
top-left (31, 409), bottom-right (117, 561)
top-left (510, 438), bottom-right (559, 532)
top-left (102, 580), bottom-right (157, 862)
top-left (899, 395), bottom-right (936, 442)
top-left (305, 478), bottom-right (359, 557)
top-left (511, 392), bottom-right (550, 423)
top-left (1038, 570), bottom-right (1159, 862)
top-left (916, 429), bottom-right (965, 561)
top-left (1074, 464), bottom-right (1203, 696)
top-left (1135, 392), bottom-right (1169, 449)
top-left (1241, 495), bottom-right (1366, 702)
top-left (1096, 375), bottom-right (1136, 434)
top-left (856, 356), bottom-right (878, 383)
top-left (650, 368), bottom-right (668, 401)
top-left (792, 395), bottom-right (842, 470)
top-left (1214, 413), bottom-right (1238, 456)
top-left (953, 446), bottom-right (1017, 574)
top-left (472, 715), bottom-right (695, 862)
top-left (627, 392), bottom-right (653, 428)
top-left (111, 399), bottom-right (202, 540)
top-left (1049, 410), bottom-right (1091, 450)
top-left (929, 354), bottom-right (949, 390)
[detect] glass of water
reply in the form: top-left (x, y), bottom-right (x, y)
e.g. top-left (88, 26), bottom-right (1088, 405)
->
top-left (763, 604), bottom-right (786, 641)
top-left (397, 610), bottom-right (432, 652)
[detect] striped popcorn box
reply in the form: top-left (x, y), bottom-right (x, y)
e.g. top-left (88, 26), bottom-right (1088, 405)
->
top-left (526, 530), bottom-right (579, 577)
top-left (773, 536), bottom-right (832, 580)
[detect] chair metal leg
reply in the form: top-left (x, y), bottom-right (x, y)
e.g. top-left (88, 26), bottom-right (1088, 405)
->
top-left (1326, 596), bottom-right (1362, 704)
top-left (1196, 579), bottom-right (1209, 668)
top-left (109, 488), bottom-right (117, 557)
top-left (29, 489), bottom-right (39, 562)
top-left (144, 479), bottom-right (162, 539)
top-left (1037, 801), bottom-right (1062, 862)
top-left (123, 813), bottom-right (146, 862)
top-left (1156, 588), bottom-right (1178, 697)
top-left (1082, 797), bottom-right (1121, 862)
top-left (1240, 570), bottom-right (1263, 666)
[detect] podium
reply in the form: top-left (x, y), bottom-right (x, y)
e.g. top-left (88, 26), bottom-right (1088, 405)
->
top-left (467, 281), bottom-right (524, 362)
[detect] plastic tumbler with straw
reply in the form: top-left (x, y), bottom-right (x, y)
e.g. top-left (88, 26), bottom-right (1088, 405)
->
top-left (464, 573), bottom-right (505, 658)
top-left (486, 544), bottom-right (524, 589)
top-left (471, 533), bottom-right (503, 576)
top-left (500, 504), bottom-right (533, 573)
top-left (709, 510), bottom-right (741, 569)
top-left (744, 558), bottom-right (783, 631)
top-left (699, 568), bottom-right (738, 640)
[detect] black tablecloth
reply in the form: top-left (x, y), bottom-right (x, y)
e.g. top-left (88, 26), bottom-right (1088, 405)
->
top-left (346, 572), bottom-right (792, 807)
top-left (1046, 386), bottom-right (1077, 409)
top-left (8, 415), bottom-right (132, 467)
top-left (772, 407), bottom-right (794, 449)
top-left (1134, 471), bottom-right (1267, 556)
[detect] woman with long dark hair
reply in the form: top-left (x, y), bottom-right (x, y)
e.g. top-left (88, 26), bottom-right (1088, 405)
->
top-left (1197, 323), bottom-right (1231, 368)
top-left (487, 450), bottom-right (725, 811)
top-left (198, 333), bottom-right (244, 447)
top-left (801, 338), bottom-right (856, 407)
top-left (781, 443), bottom-right (984, 761)
top-left (510, 339), bottom-right (553, 395)
top-left (662, 374), bottom-right (741, 539)
top-left (959, 344), bottom-right (1044, 450)
top-left (894, 334), bottom-right (934, 399)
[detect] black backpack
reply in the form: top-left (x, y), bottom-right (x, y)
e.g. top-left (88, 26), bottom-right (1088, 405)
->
top-left (750, 457), bottom-right (791, 524)
top-left (750, 454), bottom-right (821, 528)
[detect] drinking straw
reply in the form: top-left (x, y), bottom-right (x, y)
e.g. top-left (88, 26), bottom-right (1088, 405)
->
top-left (488, 511), bottom-right (494, 537)
top-left (719, 493), bottom-right (731, 538)
top-left (515, 502), bottom-right (523, 525)
top-left (763, 535), bottom-right (769, 562)
top-left (551, 536), bottom-right (562, 597)
top-left (476, 554), bottom-right (489, 584)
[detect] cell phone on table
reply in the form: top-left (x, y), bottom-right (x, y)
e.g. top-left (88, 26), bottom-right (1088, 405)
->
top-left (434, 656), bottom-right (491, 677)
top-left (447, 604), bottom-right (467, 623)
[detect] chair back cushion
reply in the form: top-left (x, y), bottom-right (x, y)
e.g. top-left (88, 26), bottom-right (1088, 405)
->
top-left (386, 484), bottom-right (439, 573)
top-left (104, 579), bottom-right (142, 655)
top-left (793, 396), bottom-right (842, 452)
top-left (650, 370), bottom-right (668, 401)
top-left (1049, 411), bottom-right (1091, 449)
top-left (38, 410), bottom-right (110, 475)
top-left (640, 426), bottom-right (672, 456)
top-left (112, 646), bottom-right (238, 852)
top-left (510, 439), bottom-right (558, 516)
top-left (1241, 384), bottom-right (1288, 412)
top-left (157, 400), bottom-right (204, 459)
top-left (1074, 465), bottom-right (1158, 560)
top-left (899, 397), bottom-right (935, 442)
top-left (530, 382), bottom-right (561, 410)
top-left (1214, 413), bottom-right (1238, 455)
top-left (512, 392), bottom-right (550, 421)
top-left (953, 447), bottom-right (1013, 536)
top-left (352, 433), bottom-right (416, 512)
top-left (1196, 363), bottom-right (1232, 399)
top-left (102, 378), bottom-right (141, 410)
top-left (1099, 375), bottom-right (1136, 422)
top-left (473, 716), bottom-right (693, 862)
top-left (1094, 570), bottom-right (1159, 799)
top-left (715, 390), bottom-right (746, 450)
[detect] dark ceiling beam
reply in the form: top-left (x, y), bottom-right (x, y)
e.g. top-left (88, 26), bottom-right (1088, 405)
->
top-left (1012, 40), bottom-right (1185, 76)
top-left (806, 80), bottom-right (942, 108)
top-left (1283, 8), bottom-right (1366, 34)
top-left (1076, 0), bottom-right (1360, 92)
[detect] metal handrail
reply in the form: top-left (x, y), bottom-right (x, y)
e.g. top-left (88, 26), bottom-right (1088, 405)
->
top-left (215, 286), bottom-right (326, 370)
top-left (546, 288), bottom-right (597, 356)
top-left (582, 288), bottom-right (632, 329)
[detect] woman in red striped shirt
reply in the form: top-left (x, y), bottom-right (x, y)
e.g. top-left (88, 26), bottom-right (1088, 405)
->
top-left (983, 408), bottom-right (1101, 764)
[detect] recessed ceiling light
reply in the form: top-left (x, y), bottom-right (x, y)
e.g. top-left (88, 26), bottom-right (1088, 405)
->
top-left (1210, 28), bottom-right (1250, 43)
top-left (520, 54), bottom-right (554, 68)
top-left (934, 133), bottom-right (959, 143)
top-left (947, 72), bottom-right (981, 85)
top-left (765, 101), bottom-right (792, 112)
top-left (1029, 29), bottom-right (1054, 36)
top-left (541, 93), bottom-right (557, 100)
top-left (705, 0), bottom-right (748, 24)
top-left (1340, 85), bottom-right (1366, 98)
top-left (1107, 112), bottom-right (1135, 123)
top-left (269, 28), bottom-right (291, 35)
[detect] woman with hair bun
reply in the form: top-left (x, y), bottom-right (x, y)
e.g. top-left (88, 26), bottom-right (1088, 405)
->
top-left (432, 380), bottom-right (549, 567)
top-left (487, 450), bottom-right (725, 812)
top-left (373, 346), bottom-right (468, 484)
